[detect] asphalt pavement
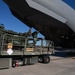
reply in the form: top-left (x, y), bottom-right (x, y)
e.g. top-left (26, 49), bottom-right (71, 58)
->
top-left (0, 51), bottom-right (75, 75)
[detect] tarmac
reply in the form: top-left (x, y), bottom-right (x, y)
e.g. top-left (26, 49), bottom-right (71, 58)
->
top-left (0, 51), bottom-right (75, 75)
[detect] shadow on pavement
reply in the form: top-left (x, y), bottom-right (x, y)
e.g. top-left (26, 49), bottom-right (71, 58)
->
top-left (51, 51), bottom-right (75, 58)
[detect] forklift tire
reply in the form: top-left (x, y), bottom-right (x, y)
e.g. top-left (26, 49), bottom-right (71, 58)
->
top-left (43, 56), bottom-right (50, 64)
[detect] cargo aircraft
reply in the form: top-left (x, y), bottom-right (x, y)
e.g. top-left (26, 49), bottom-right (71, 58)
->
top-left (3, 0), bottom-right (75, 49)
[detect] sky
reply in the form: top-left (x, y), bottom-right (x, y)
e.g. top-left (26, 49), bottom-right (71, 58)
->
top-left (0, 0), bottom-right (43, 37)
top-left (0, 0), bottom-right (75, 36)
top-left (63, 0), bottom-right (75, 10)
top-left (0, 0), bottom-right (30, 32)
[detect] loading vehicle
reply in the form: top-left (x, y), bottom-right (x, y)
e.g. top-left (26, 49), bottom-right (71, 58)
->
top-left (0, 25), bottom-right (54, 68)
